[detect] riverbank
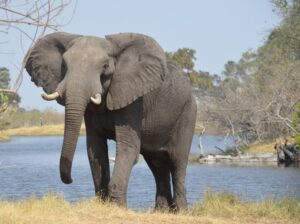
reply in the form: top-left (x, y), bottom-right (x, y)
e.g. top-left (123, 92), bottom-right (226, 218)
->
top-left (1, 124), bottom-right (86, 139)
top-left (1, 123), bottom-right (201, 140)
top-left (0, 192), bottom-right (299, 224)
top-left (246, 141), bottom-right (276, 153)
top-left (0, 133), bottom-right (9, 142)
top-left (196, 141), bottom-right (284, 165)
top-left (0, 124), bottom-right (285, 157)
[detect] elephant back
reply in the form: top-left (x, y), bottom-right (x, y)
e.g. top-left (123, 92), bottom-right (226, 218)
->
top-left (142, 61), bottom-right (193, 131)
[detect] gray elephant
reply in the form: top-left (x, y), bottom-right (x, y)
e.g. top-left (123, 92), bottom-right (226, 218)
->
top-left (25, 32), bottom-right (196, 210)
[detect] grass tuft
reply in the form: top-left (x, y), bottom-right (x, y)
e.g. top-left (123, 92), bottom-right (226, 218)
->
top-left (187, 191), bottom-right (300, 222)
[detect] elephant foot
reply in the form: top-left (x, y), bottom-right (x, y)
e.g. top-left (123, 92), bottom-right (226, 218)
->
top-left (154, 195), bottom-right (174, 212)
top-left (95, 189), bottom-right (109, 201)
top-left (108, 183), bottom-right (127, 207)
top-left (108, 195), bottom-right (127, 207)
top-left (171, 197), bottom-right (188, 212)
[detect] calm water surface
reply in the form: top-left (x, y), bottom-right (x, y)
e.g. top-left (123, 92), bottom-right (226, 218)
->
top-left (0, 136), bottom-right (299, 209)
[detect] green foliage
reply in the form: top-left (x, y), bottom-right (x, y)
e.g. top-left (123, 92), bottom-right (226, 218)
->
top-left (190, 71), bottom-right (217, 91)
top-left (200, 0), bottom-right (300, 142)
top-left (166, 48), bottom-right (196, 73)
top-left (0, 67), bottom-right (11, 89)
top-left (272, 0), bottom-right (300, 17)
top-left (0, 92), bottom-right (8, 112)
top-left (0, 67), bottom-right (21, 106)
top-left (166, 48), bottom-right (219, 95)
top-left (292, 103), bottom-right (300, 147)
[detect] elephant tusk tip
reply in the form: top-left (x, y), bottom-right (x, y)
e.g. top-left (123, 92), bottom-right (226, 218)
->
top-left (90, 93), bottom-right (102, 105)
top-left (41, 93), bottom-right (47, 100)
top-left (41, 92), bottom-right (60, 101)
top-left (41, 93), bottom-right (52, 101)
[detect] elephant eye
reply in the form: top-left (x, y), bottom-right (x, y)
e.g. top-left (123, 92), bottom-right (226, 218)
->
top-left (103, 63), bottom-right (109, 69)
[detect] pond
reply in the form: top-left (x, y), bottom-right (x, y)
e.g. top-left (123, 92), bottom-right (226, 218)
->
top-left (0, 136), bottom-right (300, 209)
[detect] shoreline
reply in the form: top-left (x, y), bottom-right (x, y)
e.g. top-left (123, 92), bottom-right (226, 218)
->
top-left (0, 124), bottom-right (86, 139)
top-left (1, 124), bottom-right (278, 155)
top-left (1, 122), bottom-right (204, 138)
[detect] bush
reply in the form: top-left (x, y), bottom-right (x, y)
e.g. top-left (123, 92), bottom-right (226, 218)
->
top-left (292, 103), bottom-right (300, 148)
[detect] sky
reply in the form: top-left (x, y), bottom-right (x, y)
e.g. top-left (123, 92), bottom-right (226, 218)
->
top-left (0, 0), bottom-right (280, 112)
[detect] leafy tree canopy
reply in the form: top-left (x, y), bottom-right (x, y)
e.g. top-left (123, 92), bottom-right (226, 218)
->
top-left (0, 67), bottom-right (21, 106)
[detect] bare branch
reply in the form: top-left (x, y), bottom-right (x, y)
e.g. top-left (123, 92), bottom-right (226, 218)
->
top-left (0, 0), bottom-right (75, 92)
top-left (0, 88), bottom-right (17, 94)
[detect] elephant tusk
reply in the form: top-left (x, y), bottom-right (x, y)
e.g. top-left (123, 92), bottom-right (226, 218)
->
top-left (41, 92), bottom-right (60, 101)
top-left (90, 93), bottom-right (101, 105)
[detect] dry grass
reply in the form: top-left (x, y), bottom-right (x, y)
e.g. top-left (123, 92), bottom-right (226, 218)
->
top-left (246, 137), bottom-right (295, 153)
top-left (0, 132), bottom-right (10, 142)
top-left (0, 192), bottom-right (299, 224)
top-left (246, 141), bottom-right (276, 153)
top-left (188, 191), bottom-right (300, 223)
top-left (3, 124), bottom-right (86, 137)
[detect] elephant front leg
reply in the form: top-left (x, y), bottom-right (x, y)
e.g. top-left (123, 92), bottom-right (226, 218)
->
top-left (109, 100), bottom-right (142, 206)
top-left (108, 124), bottom-right (140, 206)
top-left (87, 137), bottom-right (110, 200)
top-left (85, 114), bottom-right (110, 200)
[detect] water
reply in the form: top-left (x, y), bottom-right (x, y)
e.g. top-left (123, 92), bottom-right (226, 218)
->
top-left (0, 136), bottom-right (299, 209)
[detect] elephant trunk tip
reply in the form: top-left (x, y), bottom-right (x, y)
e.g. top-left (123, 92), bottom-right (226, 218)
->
top-left (60, 156), bottom-right (73, 184)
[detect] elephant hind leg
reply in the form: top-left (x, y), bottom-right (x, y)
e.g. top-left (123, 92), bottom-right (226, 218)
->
top-left (143, 152), bottom-right (173, 211)
top-left (168, 98), bottom-right (196, 211)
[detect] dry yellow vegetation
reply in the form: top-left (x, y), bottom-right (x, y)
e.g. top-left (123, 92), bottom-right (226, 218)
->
top-left (0, 132), bottom-right (9, 142)
top-left (246, 142), bottom-right (276, 153)
top-left (0, 192), bottom-right (299, 224)
top-left (2, 124), bottom-right (86, 137)
top-left (246, 137), bottom-right (296, 153)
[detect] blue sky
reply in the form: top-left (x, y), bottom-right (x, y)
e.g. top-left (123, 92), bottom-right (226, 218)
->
top-left (1, 0), bottom-right (280, 111)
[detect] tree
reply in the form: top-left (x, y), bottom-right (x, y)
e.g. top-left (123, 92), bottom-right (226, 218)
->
top-left (0, 0), bottom-right (75, 130)
top-left (166, 48), bottom-right (219, 96)
top-left (0, 0), bottom-right (75, 91)
top-left (0, 67), bottom-right (10, 89)
top-left (199, 0), bottom-right (300, 144)
top-left (292, 103), bottom-right (300, 147)
top-left (166, 48), bottom-right (196, 74)
top-left (0, 67), bottom-right (21, 106)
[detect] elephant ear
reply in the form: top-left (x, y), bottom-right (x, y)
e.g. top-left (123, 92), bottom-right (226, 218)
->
top-left (25, 32), bottom-right (81, 97)
top-left (105, 33), bottom-right (167, 110)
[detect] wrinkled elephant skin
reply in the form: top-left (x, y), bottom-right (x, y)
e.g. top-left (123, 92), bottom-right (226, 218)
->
top-left (25, 32), bottom-right (196, 210)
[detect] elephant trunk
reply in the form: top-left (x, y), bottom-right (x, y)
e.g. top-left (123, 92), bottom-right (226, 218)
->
top-left (60, 89), bottom-right (88, 184)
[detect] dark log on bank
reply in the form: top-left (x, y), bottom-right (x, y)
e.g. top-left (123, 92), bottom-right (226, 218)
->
top-left (274, 142), bottom-right (300, 166)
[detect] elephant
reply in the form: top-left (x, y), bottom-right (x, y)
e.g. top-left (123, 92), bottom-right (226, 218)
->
top-left (25, 32), bottom-right (196, 210)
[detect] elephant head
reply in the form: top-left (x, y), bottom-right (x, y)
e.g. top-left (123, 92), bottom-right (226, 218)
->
top-left (25, 32), bottom-right (167, 184)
